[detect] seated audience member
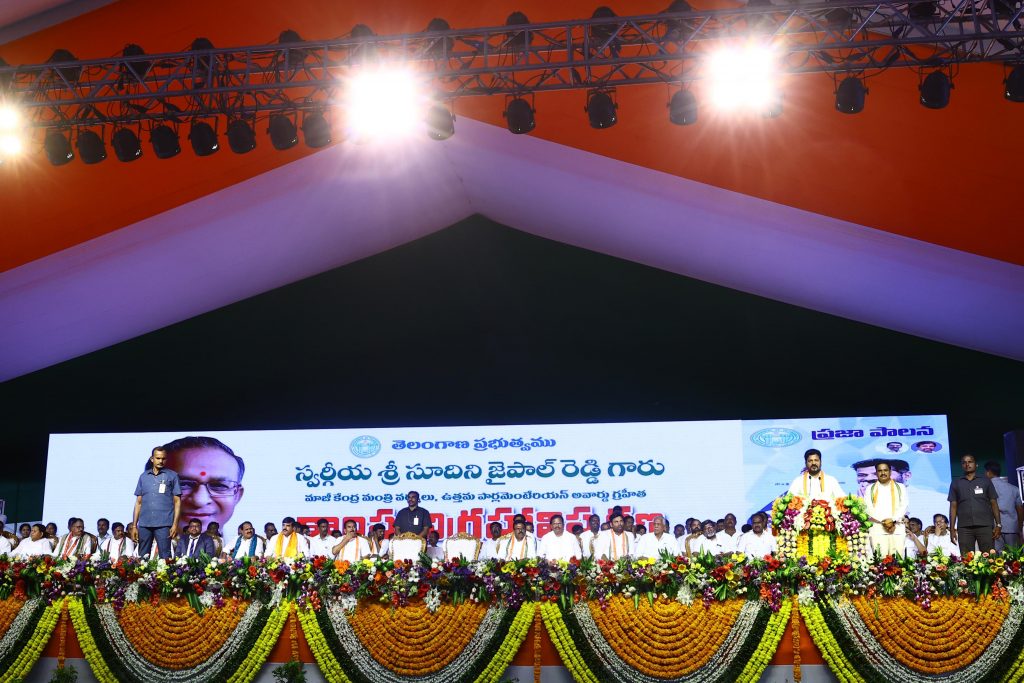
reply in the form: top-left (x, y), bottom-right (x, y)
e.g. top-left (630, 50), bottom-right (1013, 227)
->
top-left (737, 512), bottom-right (776, 558)
top-left (15, 525), bottom-right (53, 557)
top-left (95, 518), bottom-right (111, 544)
top-left (264, 522), bottom-right (278, 541)
top-left (741, 524), bottom-right (753, 534)
top-left (495, 519), bottom-right (537, 560)
top-left (635, 516), bottom-right (677, 559)
top-left (331, 529), bottom-right (343, 539)
top-left (687, 519), bottom-right (730, 557)
top-left (99, 522), bottom-right (137, 561)
top-left (594, 513), bottom-right (635, 561)
top-left (0, 529), bottom-right (15, 556)
top-left (719, 513), bottom-right (741, 552)
top-left (176, 518), bottom-right (216, 559)
top-left (225, 521), bottom-right (267, 559)
top-left (673, 523), bottom-right (686, 539)
top-left (333, 519), bottom-right (371, 562)
top-left (367, 523), bottom-right (389, 557)
top-left (481, 522), bottom-right (503, 561)
top-left (538, 514), bottom-right (583, 562)
top-left (18, 523), bottom-right (32, 540)
top-left (307, 518), bottom-right (337, 557)
top-left (571, 524), bottom-right (585, 537)
top-left (264, 517), bottom-right (309, 559)
top-left (204, 522), bottom-right (224, 556)
top-left (925, 513), bottom-right (959, 557)
top-left (623, 515), bottom-right (636, 534)
top-left (53, 518), bottom-right (97, 559)
top-left (426, 530), bottom-right (445, 561)
top-left (634, 524), bottom-right (647, 537)
top-left (904, 517), bottom-right (927, 558)
top-left (44, 522), bottom-right (59, 549)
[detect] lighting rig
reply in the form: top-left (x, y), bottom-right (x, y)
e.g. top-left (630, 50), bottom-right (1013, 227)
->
top-left (0, 0), bottom-right (1022, 164)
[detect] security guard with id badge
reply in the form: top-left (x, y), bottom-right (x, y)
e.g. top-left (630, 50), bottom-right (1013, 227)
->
top-left (948, 453), bottom-right (1001, 556)
top-left (394, 491), bottom-right (431, 539)
top-left (131, 447), bottom-right (182, 559)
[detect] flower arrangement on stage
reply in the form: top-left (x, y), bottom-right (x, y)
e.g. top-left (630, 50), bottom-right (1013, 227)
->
top-left (773, 495), bottom-right (870, 561)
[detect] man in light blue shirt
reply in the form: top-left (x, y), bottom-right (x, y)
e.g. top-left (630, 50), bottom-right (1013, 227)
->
top-left (131, 447), bottom-right (181, 559)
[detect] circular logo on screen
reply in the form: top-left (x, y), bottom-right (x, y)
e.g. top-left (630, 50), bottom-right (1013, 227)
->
top-left (750, 428), bottom-right (802, 448)
top-left (350, 436), bottom-right (381, 458)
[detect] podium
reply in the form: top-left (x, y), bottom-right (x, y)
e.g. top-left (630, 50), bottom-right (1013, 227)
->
top-left (772, 493), bottom-right (871, 560)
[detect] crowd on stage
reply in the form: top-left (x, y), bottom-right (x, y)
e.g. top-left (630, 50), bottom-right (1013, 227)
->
top-left (1, 447), bottom-right (1020, 565)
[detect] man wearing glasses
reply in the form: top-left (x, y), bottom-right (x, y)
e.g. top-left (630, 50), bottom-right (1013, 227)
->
top-left (162, 436), bottom-right (245, 534)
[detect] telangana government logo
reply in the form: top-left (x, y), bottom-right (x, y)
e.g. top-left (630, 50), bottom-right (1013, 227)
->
top-left (750, 428), bottom-right (802, 448)
top-left (349, 435), bottom-right (381, 458)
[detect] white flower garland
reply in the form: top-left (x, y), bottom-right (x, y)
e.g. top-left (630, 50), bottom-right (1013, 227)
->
top-left (829, 599), bottom-right (1024, 683)
top-left (324, 600), bottom-right (508, 683)
top-left (570, 599), bottom-right (762, 683)
top-left (94, 600), bottom-right (264, 683)
top-left (0, 597), bottom-right (43, 663)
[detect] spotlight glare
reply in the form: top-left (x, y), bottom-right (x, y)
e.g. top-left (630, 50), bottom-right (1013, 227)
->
top-left (0, 106), bottom-right (21, 131)
top-left (346, 67), bottom-right (424, 140)
top-left (0, 132), bottom-right (23, 157)
top-left (707, 45), bottom-right (779, 112)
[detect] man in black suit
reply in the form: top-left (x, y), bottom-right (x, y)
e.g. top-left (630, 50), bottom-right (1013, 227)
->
top-left (176, 518), bottom-right (216, 559)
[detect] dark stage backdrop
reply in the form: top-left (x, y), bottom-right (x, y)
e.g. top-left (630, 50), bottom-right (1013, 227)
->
top-left (1, 215), bottom-right (1022, 520)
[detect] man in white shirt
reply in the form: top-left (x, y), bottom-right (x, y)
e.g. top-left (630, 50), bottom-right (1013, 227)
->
top-left (635, 515), bottom-right (677, 560)
top-left (264, 517), bottom-right (310, 560)
top-left (904, 517), bottom-right (927, 557)
top-left (718, 513), bottom-right (741, 553)
top-left (332, 519), bottom-right (371, 562)
top-left (688, 520), bottom-right (731, 557)
top-left (925, 513), bottom-right (959, 557)
top-left (366, 523), bottom-right (389, 558)
top-left (95, 518), bottom-right (111, 546)
top-left (594, 513), bottom-right (634, 561)
top-left (539, 514), bottom-right (583, 562)
top-left (308, 518), bottom-right (338, 558)
top-left (15, 525), bottom-right (53, 558)
top-left (426, 530), bottom-right (445, 562)
top-left (480, 522), bottom-right (503, 561)
top-left (788, 449), bottom-right (846, 501)
top-left (224, 521), bottom-right (267, 559)
top-left (99, 522), bottom-right (137, 561)
top-left (864, 462), bottom-right (909, 557)
top-left (579, 514), bottom-right (601, 559)
top-left (738, 512), bottom-right (777, 558)
top-left (495, 520), bottom-right (537, 560)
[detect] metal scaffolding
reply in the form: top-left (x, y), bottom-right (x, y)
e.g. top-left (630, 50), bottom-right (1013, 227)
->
top-left (0, 0), bottom-right (1022, 128)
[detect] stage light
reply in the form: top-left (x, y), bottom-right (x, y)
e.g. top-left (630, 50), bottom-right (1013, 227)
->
top-left (0, 104), bottom-right (23, 159)
top-left (47, 49), bottom-right (81, 84)
top-left (44, 130), bottom-right (74, 165)
top-left (1005, 65), bottom-right (1024, 102)
top-left (835, 76), bottom-right (867, 114)
top-left (668, 90), bottom-right (698, 125)
top-left (707, 44), bottom-right (779, 111)
top-left (908, 0), bottom-right (937, 18)
top-left (0, 133), bottom-right (22, 158)
top-left (227, 119), bottom-right (256, 153)
top-left (301, 112), bottom-right (331, 148)
top-left (76, 129), bottom-right (106, 164)
top-left (150, 124), bottom-right (181, 159)
top-left (279, 29), bottom-right (302, 44)
top-left (425, 18), bottom-right (453, 58)
top-left (919, 71), bottom-right (951, 109)
top-left (111, 128), bottom-right (142, 162)
top-left (268, 114), bottom-right (298, 150)
top-left (346, 67), bottom-right (424, 140)
top-left (504, 12), bottom-right (531, 52)
top-left (662, 0), bottom-right (694, 41)
top-left (121, 43), bottom-right (150, 82)
top-left (504, 97), bottom-right (535, 134)
top-left (0, 104), bottom-right (20, 131)
top-left (586, 90), bottom-right (618, 129)
top-left (351, 24), bottom-right (375, 38)
top-left (590, 6), bottom-right (618, 44)
top-left (189, 120), bottom-right (219, 156)
top-left (425, 103), bottom-right (455, 140)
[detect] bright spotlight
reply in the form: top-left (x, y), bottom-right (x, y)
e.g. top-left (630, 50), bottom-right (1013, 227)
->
top-left (346, 67), bottom-right (425, 140)
top-left (0, 133), bottom-right (23, 157)
top-left (707, 45), bottom-right (779, 112)
top-left (0, 105), bottom-right (21, 131)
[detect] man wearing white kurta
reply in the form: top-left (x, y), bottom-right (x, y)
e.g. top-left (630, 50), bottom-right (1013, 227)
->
top-left (539, 515), bottom-right (583, 562)
top-left (263, 517), bottom-right (310, 560)
top-left (738, 513), bottom-right (777, 558)
top-left (332, 520), bottom-right (371, 562)
top-left (579, 515), bottom-right (601, 559)
top-left (594, 513), bottom-right (634, 561)
top-left (926, 514), bottom-right (959, 557)
top-left (788, 449), bottom-right (846, 502)
top-left (99, 523), bottom-right (137, 561)
top-left (225, 522), bottom-right (266, 559)
top-left (689, 520), bottom-right (731, 557)
top-left (308, 519), bottom-right (339, 558)
top-left (495, 521), bottom-right (537, 560)
top-left (479, 523), bottom-right (503, 561)
top-left (864, 462), bottom-right (909, 557)
top-left (634, 516), bottom-right (678, 560)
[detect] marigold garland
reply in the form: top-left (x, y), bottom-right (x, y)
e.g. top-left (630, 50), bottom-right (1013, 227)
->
top-left (540, 602), bottom-right (600, 683)
top-left (851, 596), bottom-right (1007, 673)
top-left (800, 602), bottom-right (865, 683)
top-left (533, 605), bottom-right (542, 683)
top-left (68, 598), bottom-right (119, 683)
top-left (587, 596), bottom-right (742, 677)
top-left (347, 600), bottom-right (487, 675)
top-left (116, 598), bottom-right (247, 669)
top-left (0, 596), bottom-right (26, 639)
top-left (0, 599), bottom-right (61, 683)
top-left (735, 598), bottom-right (790, 683)
top-left (791, 595), bottom-right (801, 682)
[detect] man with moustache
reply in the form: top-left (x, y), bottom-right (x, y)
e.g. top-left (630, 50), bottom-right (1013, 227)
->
top-left (161, 436), bottom-right (245, 535)
top-left (538, 514), bottom-right (583, 562)
top-left (948, 453), bottom-right (1001, 555)
top-left (99, 522), bottom-right (137, 561)
top-left (864, 462), bottom-right (909, 557)
top-left (132, 447), bottom-right (181, 560)
top-left (788, 449), bottom-right (846, 501)
top-left (594, 512), bottom-right (634, 561)
top-left (738, 512), bottom-right (777, 557)
top-left (634, 515), bottom-right (677, 559)
top-left (225, 521), bottom-right (266, 559)
top-left (579, 514), bottom-right (602, 559)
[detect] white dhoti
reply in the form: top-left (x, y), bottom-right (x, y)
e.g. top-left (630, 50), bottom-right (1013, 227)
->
top-left (868, 524), bottom-right (906, 557)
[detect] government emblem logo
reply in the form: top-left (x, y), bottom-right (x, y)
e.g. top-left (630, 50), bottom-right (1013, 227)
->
top-left (750, 428), bottom-right (802, 448)
top-left (350, 435), bottom-right (381, 458)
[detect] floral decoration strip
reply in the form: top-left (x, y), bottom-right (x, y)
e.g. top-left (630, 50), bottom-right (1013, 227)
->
top-left (0, 598), bottom-right (60, 683)
top-left (806, 597), bottom-right (1024, 683)
top-left (116, 598), bottom-right (247, 668)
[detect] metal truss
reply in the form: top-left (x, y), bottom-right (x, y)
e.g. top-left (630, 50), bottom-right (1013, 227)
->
top-left (1, 0), bottom-right (1022, 128)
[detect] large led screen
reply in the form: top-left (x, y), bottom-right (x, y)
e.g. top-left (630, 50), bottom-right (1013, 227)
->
top-left (43, 415), bottom-right (951, 536)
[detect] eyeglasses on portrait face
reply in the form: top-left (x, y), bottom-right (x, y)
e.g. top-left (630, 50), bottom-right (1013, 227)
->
top-left (179, 479), bottom-right (241, 497)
